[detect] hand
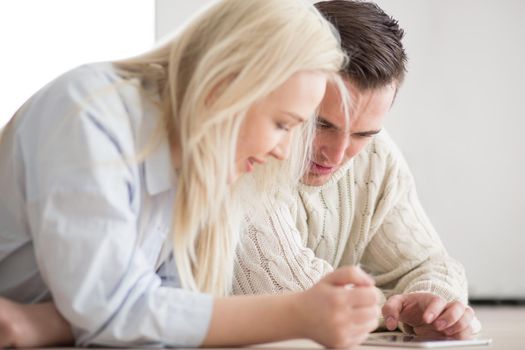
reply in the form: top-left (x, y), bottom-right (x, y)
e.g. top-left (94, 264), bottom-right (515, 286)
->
top-left (296, 266), bottom-right (381, 349)
top-left (382, 292), bottom-right (480, 340)
top-left (0, 297), bottom-right (28, 348)
top-left (0, 297), bottom-right (73, 347)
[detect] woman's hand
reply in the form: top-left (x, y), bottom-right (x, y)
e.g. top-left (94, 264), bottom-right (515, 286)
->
top-left (294, 266), bottom-right (380, 348)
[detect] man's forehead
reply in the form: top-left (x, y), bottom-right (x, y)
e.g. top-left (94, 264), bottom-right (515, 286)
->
top-left (319, 81), bottom-right (394, 130)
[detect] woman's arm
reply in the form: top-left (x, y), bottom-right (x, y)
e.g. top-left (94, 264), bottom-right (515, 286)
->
top-left (0, 298), bottom-right (73, 348)
top-left (205, 266), bottom-right (380, 348)
top-left (0, 266), bottom-right (380, 349)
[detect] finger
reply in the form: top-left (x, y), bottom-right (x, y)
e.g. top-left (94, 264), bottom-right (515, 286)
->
top-left (413, 324), bottom-right (449, 340)
top-left (442, 306), bottom-right (474, 337)
top-left (432, 301), bottom-right (466, 331)
top-left (382, 294), bottom-right (405, 330)
top-left (323, 266), bottom-right (374, 287)
top-left (346, 286), bottom-right (380, 307)
top-left (421, 295), bottom-right (447, 324)
top-left (470, 315), bottom-right (482, 334)
top-left (447, 327), bottom-right (475, 340)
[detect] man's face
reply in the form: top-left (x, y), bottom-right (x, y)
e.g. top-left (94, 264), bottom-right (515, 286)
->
top-left (303, 80), bottom-right (397, 186)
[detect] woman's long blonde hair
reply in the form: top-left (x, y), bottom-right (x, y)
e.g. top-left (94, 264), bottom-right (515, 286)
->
top-left (115, 0), bottom-right (349, 296)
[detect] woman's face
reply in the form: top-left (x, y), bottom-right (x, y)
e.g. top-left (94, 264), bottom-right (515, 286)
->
top-left (234, 71), bottom-right (327, 181)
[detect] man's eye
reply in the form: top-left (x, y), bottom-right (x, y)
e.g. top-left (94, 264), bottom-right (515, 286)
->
top-left (316, 121), bottom-right (330, 129)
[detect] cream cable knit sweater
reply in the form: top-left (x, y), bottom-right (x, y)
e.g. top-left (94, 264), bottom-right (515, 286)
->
top-left (233, 131), bottom-right (468, 309)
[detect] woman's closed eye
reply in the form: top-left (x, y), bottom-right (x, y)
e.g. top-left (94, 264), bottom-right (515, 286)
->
top-left (276, 122), bottom-right (291, 131)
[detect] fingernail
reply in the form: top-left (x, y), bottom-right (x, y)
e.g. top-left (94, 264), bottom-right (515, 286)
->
top-left (386, 316), bottom-right (396, 330)
top-left (426, 313), bottom-right (435, 323)
top-left (436, 320), bottom-right (447, 330)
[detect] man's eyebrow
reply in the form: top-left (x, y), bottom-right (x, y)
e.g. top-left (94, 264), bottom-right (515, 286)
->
top-left (351, 129), bottom-right (382, 137)
top-left (280, 111), bottom-right (307, 123)
top-left (317, 115), bottom-right (342, 130)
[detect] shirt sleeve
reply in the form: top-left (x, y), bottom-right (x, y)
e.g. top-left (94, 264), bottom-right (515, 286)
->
top-left (21, 68), bottom-right (213, 347)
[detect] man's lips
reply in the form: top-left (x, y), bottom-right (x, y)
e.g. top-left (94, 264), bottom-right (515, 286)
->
top-left (310, 161), bottom-right (335, 175)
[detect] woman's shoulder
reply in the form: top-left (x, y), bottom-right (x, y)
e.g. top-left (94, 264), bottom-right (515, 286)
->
top-left (17, 62), bottom-right (146, 130)
top-left (40, 62), bottom-right (131, 102)
top-left (10, 62), bottom-right (153, 162)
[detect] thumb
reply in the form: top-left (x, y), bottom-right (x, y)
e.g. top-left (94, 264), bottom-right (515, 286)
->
top-left (322, 266), bottom-right (374, 287)
top-left (382, 294), bottom-right (405, 330)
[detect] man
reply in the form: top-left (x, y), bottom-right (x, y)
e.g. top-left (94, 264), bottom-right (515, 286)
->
top-left (234, 0), bottom-right (479, 340)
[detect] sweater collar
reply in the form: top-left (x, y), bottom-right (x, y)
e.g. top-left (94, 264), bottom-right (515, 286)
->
top-left (298, 158), bottom-right (354, 194)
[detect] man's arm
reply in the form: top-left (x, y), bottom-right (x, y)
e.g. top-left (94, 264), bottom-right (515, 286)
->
top-left (355, 132), bottom-right (474, 338)
top-left (360, 182), bottom-right (468, 304)
top-left (233, 198), bottom-right (333, 295)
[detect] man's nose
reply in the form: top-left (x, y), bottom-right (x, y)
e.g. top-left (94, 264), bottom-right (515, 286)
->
top-left (323, 133), bottom-right (350, 165)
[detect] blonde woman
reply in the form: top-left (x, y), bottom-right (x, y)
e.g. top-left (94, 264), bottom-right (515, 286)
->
top-left (0, 0), bottom-right (380, 348)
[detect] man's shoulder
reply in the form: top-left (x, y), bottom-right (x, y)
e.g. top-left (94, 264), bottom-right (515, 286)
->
top-left (346, 130), bottom-right (414, 189)
top-left (354, 130), bottom-right (405, 168)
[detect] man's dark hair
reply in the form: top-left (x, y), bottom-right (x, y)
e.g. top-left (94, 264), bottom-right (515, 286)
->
top-left (315, 0), bottom-right (407, 90)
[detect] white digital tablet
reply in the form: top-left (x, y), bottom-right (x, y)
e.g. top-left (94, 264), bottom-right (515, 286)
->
top-left (363, 332), bottom-right (492, 348)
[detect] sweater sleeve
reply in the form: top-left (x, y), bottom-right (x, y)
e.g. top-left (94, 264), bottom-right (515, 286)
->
top-left (358, 135), bottom-right (468, 306)
top-left (232, 198), bottom-right (333, 295)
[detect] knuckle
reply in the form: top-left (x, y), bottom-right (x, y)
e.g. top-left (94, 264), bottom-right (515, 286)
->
top-left (365, 306), bottom-right (380, 322)
top-left (465, 306), bottom-right (475, 317)
top-left (330, 312), bottom-right (346, 329)
top-left (327, 292), bottom-right (344, 309)
top-left (332, 328), bottom-right (349, 347)
top-left (367, 317), bottom-right (380, 332)
top-left (375, 305), bottom-right (382, 318)
top-left (456, 317), bottom-right (469, 330)
top-left (445, 324), bottom-right (459, 335)
top-left (347, 265), bottom-right (360, 273)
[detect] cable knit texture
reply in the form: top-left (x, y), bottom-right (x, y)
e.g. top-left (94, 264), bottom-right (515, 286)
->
top-left (233, 131), bottom-right (468, 323)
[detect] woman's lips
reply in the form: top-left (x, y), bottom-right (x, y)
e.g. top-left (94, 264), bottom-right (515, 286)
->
top-left (310, 161), bottom-right (335, 175)
top-left (246, 157), bottom-right (266, 172)
top-left (246, 159), bottom-right (254, 172)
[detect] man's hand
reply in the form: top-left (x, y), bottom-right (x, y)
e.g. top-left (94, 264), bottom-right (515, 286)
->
top-left (382, 292), bottom-right (480, 340)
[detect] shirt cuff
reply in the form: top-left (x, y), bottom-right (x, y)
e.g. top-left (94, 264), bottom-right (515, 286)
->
top-left (162, 288), bottom-right (214, 347)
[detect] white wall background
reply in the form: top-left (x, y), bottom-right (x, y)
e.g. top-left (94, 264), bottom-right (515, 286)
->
top-left (373, 0), bottom-right (524, 298)
top-left (156, 0), bottom-right (525, 298)
top-left (0, 0), bottom-right (155, 129)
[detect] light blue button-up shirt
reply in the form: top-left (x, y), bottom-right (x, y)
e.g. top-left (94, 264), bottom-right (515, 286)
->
top-left (0, 63), bottom-right (213, 347)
